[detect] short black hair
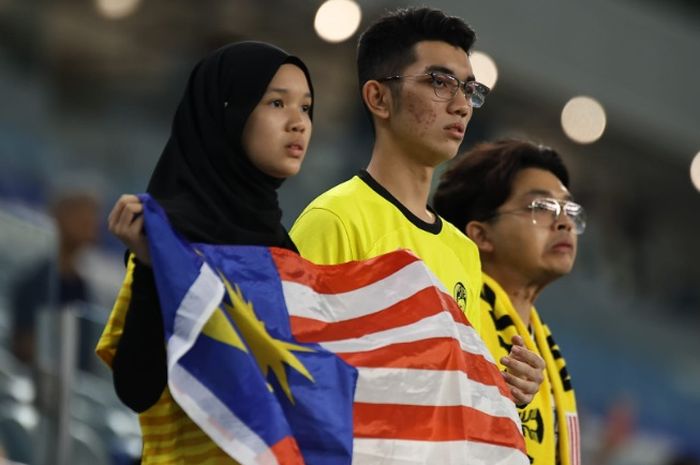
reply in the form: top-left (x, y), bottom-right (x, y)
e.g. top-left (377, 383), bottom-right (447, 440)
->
top-left (357, 7), bottom-right (476, 117)
top-left (433, 139), bottom-right (570, 233)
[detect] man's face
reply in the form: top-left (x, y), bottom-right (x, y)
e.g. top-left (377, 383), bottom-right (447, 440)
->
top-left (484, 168), bottom-right (578, 283)
top-left (388, 40), bottom-right (474, 167)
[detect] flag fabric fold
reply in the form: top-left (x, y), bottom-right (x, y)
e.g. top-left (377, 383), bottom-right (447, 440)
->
top-left (140, 194), bottom-right (527, 465)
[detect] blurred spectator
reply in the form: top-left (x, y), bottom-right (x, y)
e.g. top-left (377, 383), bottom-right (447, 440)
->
top-left (590, 399), bottom-right (636, 464)
top-left (8, 189), bottom-right (101, 369)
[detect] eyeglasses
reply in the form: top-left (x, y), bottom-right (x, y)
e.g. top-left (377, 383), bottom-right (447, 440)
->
top-left (377, 72), bottom-right (490, 108)
top-left (486, 197), bottom-right (587, 235)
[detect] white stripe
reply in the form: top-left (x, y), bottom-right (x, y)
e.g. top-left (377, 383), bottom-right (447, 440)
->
top-left (166, 263), bottom-right (281, 465)
top-left (283, 260), bottom-right (448, 322)
top-left (355, 367), bottom-right (520, 426)
top-left (166, 262), bottom-right (225, 367)
top-left (170, 363), bottom-right (280, 465)
top-left (320, 311), bottom-right (495, 363)
top-left (352, 438), bottom-right (529, 465)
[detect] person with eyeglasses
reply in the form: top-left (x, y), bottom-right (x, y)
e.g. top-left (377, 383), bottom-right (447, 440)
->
top-left (433, 139), bottom-right (583, 465)
top-left (291, 7), bottom-right (543, 461)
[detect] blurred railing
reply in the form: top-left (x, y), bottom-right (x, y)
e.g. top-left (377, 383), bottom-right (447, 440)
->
top-left (0, 202), bottom-right (140, 465)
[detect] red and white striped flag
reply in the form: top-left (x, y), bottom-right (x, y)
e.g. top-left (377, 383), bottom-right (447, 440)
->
top-left (566, 413), bottom-right (581, 465)
top-left (274, 248), bottom-right (528, 465)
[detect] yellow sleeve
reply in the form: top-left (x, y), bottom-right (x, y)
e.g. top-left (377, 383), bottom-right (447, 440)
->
top-left (95, 256), bottom-right (135, 368)
top-left (290, 207), bottom-right (357, 265)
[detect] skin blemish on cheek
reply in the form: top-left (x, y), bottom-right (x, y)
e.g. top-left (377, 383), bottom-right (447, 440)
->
top-left (407, 103), bottom-right (423, 123)
top-left (422, 111), bottom-right (437, 130)
top-left (404, 91), bottom-right (436, 136)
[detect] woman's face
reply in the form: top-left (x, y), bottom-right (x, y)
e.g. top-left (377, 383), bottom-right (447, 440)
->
top-left (242, 64), bottom-right (313, 178)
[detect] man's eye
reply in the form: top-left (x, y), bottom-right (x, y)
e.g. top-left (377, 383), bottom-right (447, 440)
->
top-left (534, 201), bottom-right (558, 212)
top-left (564, 203), bottom-right (582, 215)
top-left (430, 74), bottom-right (448, 87)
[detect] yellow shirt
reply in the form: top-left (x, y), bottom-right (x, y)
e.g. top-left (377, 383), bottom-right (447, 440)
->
top-left (290, 172), bottom-right (482, 331)
top-left (96, 258), bottom-right (240, 464)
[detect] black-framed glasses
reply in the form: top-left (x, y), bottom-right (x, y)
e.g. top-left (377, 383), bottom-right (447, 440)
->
top-left (377, 72), bottom-right (490, 108)
top-left (486, 197), bottom-right (587, 235)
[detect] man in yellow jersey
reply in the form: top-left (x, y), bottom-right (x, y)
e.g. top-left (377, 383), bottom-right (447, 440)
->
top-left (433, 139), bottom-right (583, 465)
top-left (291, 8), bottom-right (544, 405)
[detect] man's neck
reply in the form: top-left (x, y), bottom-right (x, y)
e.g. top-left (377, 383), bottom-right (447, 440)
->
top-left (483, 264), bottom-right (544, 327)
top-left (366, 144), bottom-right (436, 223)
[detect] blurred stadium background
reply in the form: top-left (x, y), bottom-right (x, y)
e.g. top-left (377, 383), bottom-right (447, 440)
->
top-left (0, 0), bottom-right (698, 464)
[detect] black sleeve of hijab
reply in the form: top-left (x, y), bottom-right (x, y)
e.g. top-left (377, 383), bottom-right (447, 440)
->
top-left (112, 260), bottom-right (168, 413)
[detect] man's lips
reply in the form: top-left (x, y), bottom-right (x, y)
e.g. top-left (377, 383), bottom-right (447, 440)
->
top-left (444, 123), bottom-right (465, 139)
top-left (551, 241), bottom-right (574, 252)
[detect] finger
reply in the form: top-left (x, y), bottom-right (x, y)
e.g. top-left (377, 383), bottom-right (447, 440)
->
top-left (108, 197), bottom-right (128, 231)
top-left (123, 210), bottom-right (145, 243)
top-left (503, 371), bottom-right (538, 398)
top-left (113, 204), bottom-right (134, 236)
top-left (510, 334), bottom-right (525, 347)
top-left (117, 200), bottom-right (144, 230)
top-left (501, 355), bottom-right (543, 386)
top-left (510, 387), bottom-right (529, 406)
top-left (108, 195), bottom-right (141, 231)
top-left (509, 345), bottom-right (546, 370)
top-left (123, 198), bottom-right (144, 221)
top-left (502, 372), bottom-right (532, 404)
top-left (130, 215), bottom-right (145, 237)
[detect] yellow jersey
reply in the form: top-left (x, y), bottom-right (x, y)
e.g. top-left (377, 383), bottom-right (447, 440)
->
top-left (290, 171), bottom-right (482, 331)
top-left (96, 258), bottom-right (240, 465)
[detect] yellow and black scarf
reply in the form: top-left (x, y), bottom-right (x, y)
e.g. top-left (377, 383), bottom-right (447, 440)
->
top-left (479, 274), bottom-right (580, 465)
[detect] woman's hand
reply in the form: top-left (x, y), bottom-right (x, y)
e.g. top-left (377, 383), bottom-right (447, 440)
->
top-left (108, 194), bottom-right (151, 265)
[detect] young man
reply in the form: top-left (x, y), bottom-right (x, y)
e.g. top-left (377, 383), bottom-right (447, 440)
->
top-left (292, 6), bottom-right (542, 415)
top-left (433, 139), bottom-right (583, 465)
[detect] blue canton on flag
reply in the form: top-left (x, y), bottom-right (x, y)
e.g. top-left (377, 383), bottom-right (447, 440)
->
top-left (141, 194), bottom-right (357, 465)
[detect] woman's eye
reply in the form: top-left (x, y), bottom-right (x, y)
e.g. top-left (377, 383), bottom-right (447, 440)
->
top-left (270, 99), bottom-right (284, 108)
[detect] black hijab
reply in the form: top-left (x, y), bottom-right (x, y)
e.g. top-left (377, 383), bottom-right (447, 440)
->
top-left (146, 41), bottom-right (313, 251)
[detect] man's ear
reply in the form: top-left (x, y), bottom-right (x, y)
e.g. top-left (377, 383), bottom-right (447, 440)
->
top-left (465, 220), bottom-right (494, 253)
top-left (362, 80), bottom-right (392, 120)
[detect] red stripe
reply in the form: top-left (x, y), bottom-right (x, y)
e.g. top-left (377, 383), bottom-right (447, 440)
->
top-left (354, 402), bottom-right (525, 452)
top-left (271, 247), bottom-right (420, 294)
top-left (568, 415), bottom-right (580, 465)
top-left (290, 287), bottom-right (469, 343)
top-left (268, 435), bottom-right (305, 465)
top-left (339, 338), bottom-right (512, 399)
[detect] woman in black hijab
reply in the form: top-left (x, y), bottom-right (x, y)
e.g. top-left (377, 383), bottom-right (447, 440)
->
top-left (121, 40), bottom-right (313, 251)
top-left (100, 41), bottom-right (314, 423)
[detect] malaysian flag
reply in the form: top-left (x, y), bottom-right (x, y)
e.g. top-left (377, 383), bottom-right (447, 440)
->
top-left (140, 194), bottom-right (527, 465)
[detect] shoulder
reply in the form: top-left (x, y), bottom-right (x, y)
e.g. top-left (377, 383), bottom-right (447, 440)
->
top-left (300, 176), bottom-right (372, 212)
top-left (295, 175), bottom-right (392, 229)
top-left (437, 218), bottom-right (479, 257)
